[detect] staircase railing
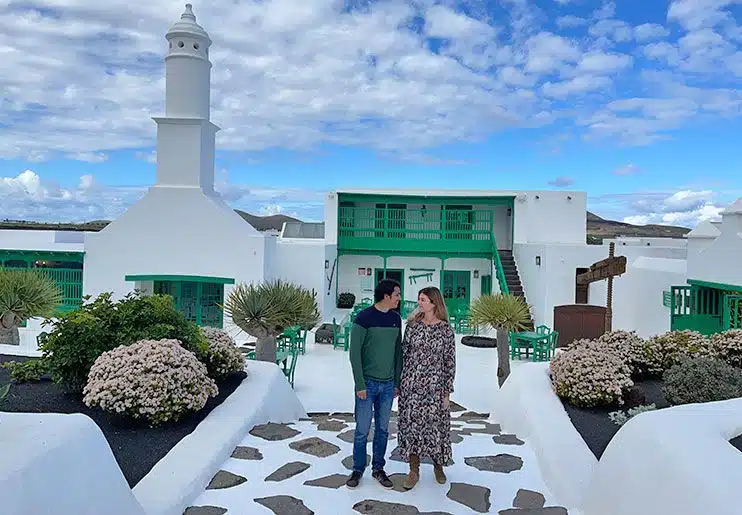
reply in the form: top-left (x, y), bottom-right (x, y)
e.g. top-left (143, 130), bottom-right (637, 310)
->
top-left (492, 239), bottom-right (510, 295)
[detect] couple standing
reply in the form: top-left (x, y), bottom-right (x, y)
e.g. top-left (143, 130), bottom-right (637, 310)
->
top-left (346, 279), bottom-right (456, 490)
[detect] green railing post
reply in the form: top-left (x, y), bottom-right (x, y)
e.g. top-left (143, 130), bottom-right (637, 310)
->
top-left (491, 238), bottom-right (509, 295)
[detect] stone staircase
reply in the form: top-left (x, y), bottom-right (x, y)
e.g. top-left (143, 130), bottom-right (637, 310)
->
top-left (497, 249), bottom-right (534, 329)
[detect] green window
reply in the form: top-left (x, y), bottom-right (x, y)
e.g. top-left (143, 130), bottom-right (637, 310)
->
top-left (153, 280), bottom-right (225, 328)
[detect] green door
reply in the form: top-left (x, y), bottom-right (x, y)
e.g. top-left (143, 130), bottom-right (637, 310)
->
top-left (154, 280), bottom-right (225, 328)
top-left (481, 274), bottom-right (492, 296)
top-left (723, 294), bottom-right (742, 330)
top-left (441, 270), bottom-right (470, 314)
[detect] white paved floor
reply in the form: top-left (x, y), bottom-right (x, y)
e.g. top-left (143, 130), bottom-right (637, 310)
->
top-left (185, 329), bottom-right (570, 514)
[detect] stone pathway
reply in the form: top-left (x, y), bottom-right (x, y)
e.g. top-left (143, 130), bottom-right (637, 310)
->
top-left (186, 407), bottom-right (570, 514)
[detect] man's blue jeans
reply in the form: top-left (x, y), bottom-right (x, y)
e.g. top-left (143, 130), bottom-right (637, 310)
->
top-left (352, 378), bottom-right (394, 474)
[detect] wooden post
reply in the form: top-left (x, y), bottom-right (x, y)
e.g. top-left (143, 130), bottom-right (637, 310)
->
top-left (605, 242), bottom-right (614, 332)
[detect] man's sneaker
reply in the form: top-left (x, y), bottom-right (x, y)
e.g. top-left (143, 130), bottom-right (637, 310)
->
top-left (346, 471), bottom-right (362, 489)
top-left (372, 469), bottom-right (394, 489)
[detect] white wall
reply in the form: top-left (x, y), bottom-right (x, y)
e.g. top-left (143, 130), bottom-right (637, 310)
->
top-left (84, 188), bottom-right (266, 340)
top-left (269, 238), bottom-right (326, 316)
top-left (324, 188), bottom-right (586, 247)
top-left (605, 236), bottom-right (688, 249)
top-left (515, 243), bottom-right (687, 337)
top-left (336, 254), bottom-right (494, 304)
top-left (687, 211), bottom-right (742, 286)
top-left (512, 191), bottom-right (586, 245)
top-left (0, 229), bottom-right (86, 252)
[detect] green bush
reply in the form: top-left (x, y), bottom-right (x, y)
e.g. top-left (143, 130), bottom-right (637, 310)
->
top-left (1, 359), bottom-right (48, 382)
top-left (337, 292), bottom-right (356, 309)
top-left (39, 291), bottom-right (208, 393)
top-left (662, 356), bottom-right (742, 405)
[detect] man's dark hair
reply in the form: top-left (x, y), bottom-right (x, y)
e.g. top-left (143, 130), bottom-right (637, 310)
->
top-left (374, 278), bottom-right (401, 303)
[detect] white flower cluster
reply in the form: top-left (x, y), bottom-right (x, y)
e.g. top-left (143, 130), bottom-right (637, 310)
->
top-left (550, 338), bottom-right (633, 408)
top-left (596, 330), bottom-right (646, 376)
top-left (200, 326), bottom-right (246, 380)
top-left (82, 339), bottom-right (218, 426)
top-left (709, 329), bottom-right (742, 368)
top-left (641, 329), bottom-right (709, 376)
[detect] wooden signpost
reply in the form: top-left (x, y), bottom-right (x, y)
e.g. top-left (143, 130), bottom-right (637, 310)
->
top-left (576, 242), bottom-right (626, 332)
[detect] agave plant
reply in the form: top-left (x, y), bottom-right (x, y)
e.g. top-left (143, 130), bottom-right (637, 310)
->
top-left (223, 279), bottom-right (320, 362)
top-left (0, 381), bottom-right (10, 404)
top-left (0, 269), bottom-right (62, 346)
top-left (469, 293), bottom-right (532, 387)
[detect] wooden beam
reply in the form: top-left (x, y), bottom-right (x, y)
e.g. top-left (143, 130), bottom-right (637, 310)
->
top-left (576, 255), bottom-right (627, 285)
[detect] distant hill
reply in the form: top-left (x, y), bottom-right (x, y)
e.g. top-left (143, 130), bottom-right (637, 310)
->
top-left (586, 211), bottom-right (691, 243)
top-left (0, 210), bottom-right (691, 242)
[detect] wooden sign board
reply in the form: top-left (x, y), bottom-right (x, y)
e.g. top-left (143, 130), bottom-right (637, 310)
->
top-left (576, 255), bottom-right (627, 285)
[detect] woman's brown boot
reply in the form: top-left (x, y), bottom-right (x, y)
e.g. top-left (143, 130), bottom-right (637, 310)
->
top-left (403, 454), bottom-right (420, 490)
top-left (433, 462), bottom-right (447, 484)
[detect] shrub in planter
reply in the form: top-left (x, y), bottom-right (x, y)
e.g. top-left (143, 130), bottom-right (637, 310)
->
top-left (337, 292), bottom-right (356, 309)
top-left (40, 291), bottom-right (209, 393)
top-left (550, 340), bottom-right (633, 407)
top-left (83, 339), bottom-right (218, 426)
top-left (1, 359), bottom-right (48, 382)
top-left (662, 356), bottom-right (742, 406)
top-left (200, 326), bottom-right (246, 380)
top-left (641, 330), bottom-right (709, 377)
top-left (594, 330), bottom-right (646, 377)
top-left (708, 329), bottom-right (742, 368)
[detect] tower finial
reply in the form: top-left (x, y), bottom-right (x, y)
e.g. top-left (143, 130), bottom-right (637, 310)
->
top-left (182, 4), bottom-right (196, 22)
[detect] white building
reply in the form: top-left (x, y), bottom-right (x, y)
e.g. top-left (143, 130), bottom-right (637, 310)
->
top-left (2, 4), bottom-right (738, 354)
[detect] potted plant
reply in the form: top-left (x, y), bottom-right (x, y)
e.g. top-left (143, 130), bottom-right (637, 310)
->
top-left (224, 279), bottom-right (320, 363)
top-left (337, 292), bottom-right (355, 309)
top-left (0, 269), bottom-right (62, 346)
top-left (469, 293), bottom-right (532, 387)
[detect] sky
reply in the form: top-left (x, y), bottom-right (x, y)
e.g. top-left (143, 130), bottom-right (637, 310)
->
top-left (1, 0), bottom-right (741, 227)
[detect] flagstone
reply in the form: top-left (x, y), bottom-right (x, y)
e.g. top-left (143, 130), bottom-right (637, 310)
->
top-left (254, 495), bottom-right (314, 515)
top-left (289, 436), bottom-right (341, 458)
top-left (446, 482), bottom-right (492, 513)
top-left (265, 462), bottom-right (311, 482)
top-left (206, 470), bottom-right (246, 490)
top-left (250, 422), bottom-right (301, 441)
top-left (465, 455), bottom-right (523, 474)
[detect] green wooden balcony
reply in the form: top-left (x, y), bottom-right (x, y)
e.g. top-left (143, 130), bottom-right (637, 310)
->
top-left (338, 206), bottom-right (494, 255)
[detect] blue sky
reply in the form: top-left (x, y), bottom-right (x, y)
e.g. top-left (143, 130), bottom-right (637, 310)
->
top-left (1, 0), bottom-right (741, 226)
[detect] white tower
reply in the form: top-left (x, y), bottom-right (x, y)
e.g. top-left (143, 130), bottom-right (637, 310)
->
top-left (153, 3), bottom-right (219, 192)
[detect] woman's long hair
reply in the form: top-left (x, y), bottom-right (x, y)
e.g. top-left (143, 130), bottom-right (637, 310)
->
top-left (407, 286), bottom-right (450, 323)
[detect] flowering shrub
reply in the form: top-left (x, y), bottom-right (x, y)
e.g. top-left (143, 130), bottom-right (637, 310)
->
top-left (662, 356), bottom-right (742, 405)
top-left (83, 339), bottom-right (218, 426)
top-left (708, 329), bottom-right (742, 368)
top-left (550, 340), bottom-right (633, 407)
top-left (596, 330), bottom-right (646, 377)
top-left (608, 403), bottom-right (657, 427)
top-left (640, 330), bottom-right (710, 376)
top-left (200, 326), bottom-right (246, 380)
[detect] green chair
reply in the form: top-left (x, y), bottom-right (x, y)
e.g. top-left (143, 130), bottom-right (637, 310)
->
top-left (535, 325), bottom-right (550, 335)
top-left (533, 330), bottom-right (558, 362)
top-left (333, 318), bottom-right (350, 351)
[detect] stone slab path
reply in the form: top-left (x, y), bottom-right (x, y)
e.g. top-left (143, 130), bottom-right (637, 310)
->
top-left (186, 407), bottom-right (570, 514)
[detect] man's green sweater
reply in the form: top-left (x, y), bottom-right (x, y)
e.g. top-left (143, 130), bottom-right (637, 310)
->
top-left (349, 306), bottom-right (402, 393)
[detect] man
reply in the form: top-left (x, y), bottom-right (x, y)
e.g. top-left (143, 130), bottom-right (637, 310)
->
top-left (345, 278), bottom-right (403, 489)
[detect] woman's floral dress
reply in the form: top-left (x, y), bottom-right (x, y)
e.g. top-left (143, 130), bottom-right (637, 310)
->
top-left (397, 320), bottom-right (456, 465)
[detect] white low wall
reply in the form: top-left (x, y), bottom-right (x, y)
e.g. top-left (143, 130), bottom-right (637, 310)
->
top-left (493, 363), bottom-right (597, 508)
top-left (581, 398), bottom-right (742, 515)
top-left (0, 412), bottom-right (145, 515)
top-left (133, 360), bottom-right (306, 515)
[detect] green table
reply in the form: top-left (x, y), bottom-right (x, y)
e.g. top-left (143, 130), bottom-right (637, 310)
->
top-left (511, 331), bottom-right (549, 360)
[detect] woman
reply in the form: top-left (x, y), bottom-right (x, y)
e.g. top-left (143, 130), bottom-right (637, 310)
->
top-left (397, 286), bottom-right (456, 490)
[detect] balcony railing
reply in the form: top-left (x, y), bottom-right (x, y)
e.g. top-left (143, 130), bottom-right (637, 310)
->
top-left (338, 206), bottom-right (494, 254)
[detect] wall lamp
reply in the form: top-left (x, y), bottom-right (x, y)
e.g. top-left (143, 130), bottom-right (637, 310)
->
top-left (567, 195), bottom-right (572, 201)
top-left (535, 256), bottom-right (541, 266)
top-left (324, 260), bottom-right (329, 269)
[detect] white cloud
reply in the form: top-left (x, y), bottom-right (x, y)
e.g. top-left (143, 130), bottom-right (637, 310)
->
top-left (548, 176), bottom-right (575, 187)
top-left (0, 0), bottom-right (740, 158)
top-left (0, 170), bottom-right (325, 223)
top-left (592, 189), bottom-right (729, 228)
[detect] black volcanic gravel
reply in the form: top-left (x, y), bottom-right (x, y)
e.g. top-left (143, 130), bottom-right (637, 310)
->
top-left (560, 377), bottom-right (742, 458)
top-left (0, 354), bottom-right (246, 487)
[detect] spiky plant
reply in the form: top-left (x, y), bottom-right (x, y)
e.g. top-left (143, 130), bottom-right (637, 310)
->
top-left (223, 279), bottom-right (320, 362)
top-left (0, 269), bottom-right (62, 346)
top-left (469, 293), bottom-right (533, 387)
top-left (0, 381), bottom-right (10, 404)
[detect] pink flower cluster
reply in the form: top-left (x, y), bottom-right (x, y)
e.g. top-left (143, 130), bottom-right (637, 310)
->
top-left (82, 339), bottom-right (218, 426)
top-left (550, 338), bottom-right (633, 407)
top-left (200, 326), bottom-right (246, 379)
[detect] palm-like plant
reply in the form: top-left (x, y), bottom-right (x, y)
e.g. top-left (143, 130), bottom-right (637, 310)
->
top-left (223, 279), bottom-right (320, 362)
top-left (469, 293), bottom-right (533, 387)
top-left (0, 269), bottom-right (62, 346)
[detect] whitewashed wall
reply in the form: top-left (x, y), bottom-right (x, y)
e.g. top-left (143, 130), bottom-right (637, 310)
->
top-left (269, 238), bottom-right (326, 316)
top-left (515, 243), bottom-right (687, 337)
top-left (0, 229), bottom-right (86, 252)
top-left (324, 188), bottom-right (586, 247)
top-left (336, 254), bottom-right (494, 304)
top-left (686, 208), bottom-right (742, 286)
